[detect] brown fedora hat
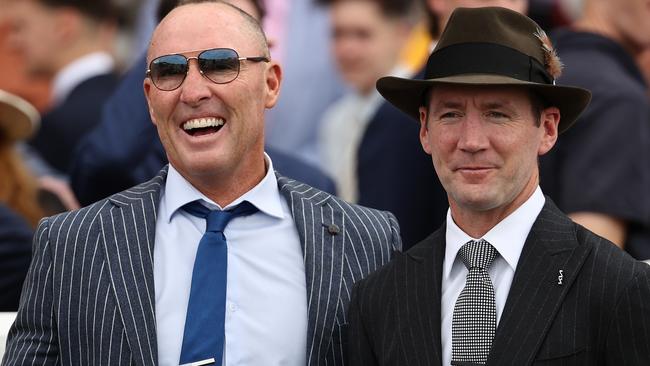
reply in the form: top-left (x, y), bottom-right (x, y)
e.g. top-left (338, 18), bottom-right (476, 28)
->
top-left (376, 6), bottom-right (591, 133)
top-left (0, 89), bottom-right (40, 142)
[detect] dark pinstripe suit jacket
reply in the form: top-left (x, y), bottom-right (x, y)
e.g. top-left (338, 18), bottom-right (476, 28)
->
top-left (348, 199), bottom-right (650, 365)
top-left (2, 167), bottom-right (401, 366)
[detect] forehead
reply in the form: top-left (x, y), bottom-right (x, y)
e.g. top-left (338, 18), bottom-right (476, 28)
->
top-left (331, 1), bottom-right (385, 24)
top-left (10, 0), bottom-right (48, 18)
top-left (428, 84), bottom-right (531, 106)
top-left (149, 3), bottom-right (256, 60)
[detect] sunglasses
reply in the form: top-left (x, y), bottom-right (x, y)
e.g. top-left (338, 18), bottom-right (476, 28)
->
top-left (146, 47), bottom-right (269, 91)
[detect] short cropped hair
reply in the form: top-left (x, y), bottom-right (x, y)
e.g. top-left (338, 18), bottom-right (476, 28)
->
top-left (158, 0), bottom-right (266, 22)
top-left (170, 0), bottom-right (269, 55)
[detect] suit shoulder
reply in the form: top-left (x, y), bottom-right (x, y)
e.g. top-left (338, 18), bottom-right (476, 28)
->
top-left (42, 198), bottom-right (114, 233)
top-left (42, 170), bottom-right (165, 234)
top-left (277, 174), bottom-right (390, 220)
top-left (268, 148), bottom-right (336, 194)
top-left (575, 223), bottom-right (650, 282)
top-left (354, 249), bottom-right (410, 293)
top-left (337, 198), bottom-right (396, 221)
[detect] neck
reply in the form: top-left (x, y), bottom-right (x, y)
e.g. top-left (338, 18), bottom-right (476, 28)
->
top-left (450, 175), bottom-right (539, 238)
top-left (176, 157), bottom-right (267, 208)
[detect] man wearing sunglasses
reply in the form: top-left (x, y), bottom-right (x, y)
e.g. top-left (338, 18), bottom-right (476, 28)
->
top-left (2, 1), bottom-right (401, 366)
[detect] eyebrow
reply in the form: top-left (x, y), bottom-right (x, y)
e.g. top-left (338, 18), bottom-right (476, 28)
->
top-left (433, 101), bottom-right (465, 110)
top-left (482, 101), bottom-right (510, 110)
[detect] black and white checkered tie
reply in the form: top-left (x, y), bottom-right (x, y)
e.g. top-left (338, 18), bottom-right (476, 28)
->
top-left (451, 239), bottom-right (498, 365)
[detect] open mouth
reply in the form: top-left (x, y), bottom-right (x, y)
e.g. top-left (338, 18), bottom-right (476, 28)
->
top-left (182, 117), bottom-right (225, 137)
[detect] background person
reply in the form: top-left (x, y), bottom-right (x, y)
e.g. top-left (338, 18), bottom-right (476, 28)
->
top-left (0, 89), bottom-right (41, 311)
top-left (318, 0), bottom-right (416, 202)
top-left (8, 0), bottom-right (119, 176)
top-left (539, 0), bottom-right (650, 258)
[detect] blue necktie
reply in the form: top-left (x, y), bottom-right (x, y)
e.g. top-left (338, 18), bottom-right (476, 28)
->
top-left (179, 200), bottom-right (258, 365)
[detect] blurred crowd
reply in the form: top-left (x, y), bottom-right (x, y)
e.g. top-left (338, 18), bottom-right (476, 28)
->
top-left (1, 0), bottom-right (649, 310)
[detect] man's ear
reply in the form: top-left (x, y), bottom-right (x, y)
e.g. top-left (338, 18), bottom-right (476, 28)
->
top-left (264, 61), bottom-right (282, 109)
top-left (143, 78), bottom-right (158, 126)
top-left (538, 106), bottom-right (560, 156)
top-left (419, 106), bottom-right (432, 155)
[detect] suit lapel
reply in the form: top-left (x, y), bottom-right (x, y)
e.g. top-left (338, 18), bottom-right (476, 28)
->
top-left (404, 226), bottom-right (445, 366)
top-left (488, 199), bottom-right (592, 365)
top-left (277, 175), bottom-right (345, 365)
top-left (99, 169), bottom-right (167, 366)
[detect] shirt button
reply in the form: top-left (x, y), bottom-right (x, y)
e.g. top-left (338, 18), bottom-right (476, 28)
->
top-left (228, 303), bottom-right (237, 313)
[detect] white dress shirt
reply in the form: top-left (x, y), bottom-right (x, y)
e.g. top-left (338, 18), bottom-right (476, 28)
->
top-left (154, 157), bottom-right (307, 366)
top-left (51, 51), bottom-right (114, 106)
top-left (441, 187), bottom-right (545, 366)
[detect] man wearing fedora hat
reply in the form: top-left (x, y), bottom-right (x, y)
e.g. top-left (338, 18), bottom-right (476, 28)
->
top-left (347, 7), bottom-right (650, 366)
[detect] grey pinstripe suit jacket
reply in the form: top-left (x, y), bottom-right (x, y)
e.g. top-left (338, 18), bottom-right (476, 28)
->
top-left (348, 199), bottom-right (650, 365)
top-left (2, 167), bottom-right (401, 366)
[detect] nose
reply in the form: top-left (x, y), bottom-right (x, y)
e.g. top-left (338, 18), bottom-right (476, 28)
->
top-left (179, 59), bottom-right (211, 106)
top-left (457, 113), bottom-right (489, 153)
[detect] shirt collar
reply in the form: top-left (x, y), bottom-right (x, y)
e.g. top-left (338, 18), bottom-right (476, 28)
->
top-left (164, 153), bottom-right (285, 222)
top-left (52, 51), bottom-right (114, 106)
top-left (444, 186), bottom-right (545, 278)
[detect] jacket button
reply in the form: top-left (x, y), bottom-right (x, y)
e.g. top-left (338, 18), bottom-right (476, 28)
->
top-left (327, 224), bottom-right (340, 235)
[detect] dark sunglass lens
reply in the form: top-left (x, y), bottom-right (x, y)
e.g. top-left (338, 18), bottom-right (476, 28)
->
top-left (150, 55), bottom-right (188, 90)
top-left (199, 48), bottom-right (240, 84)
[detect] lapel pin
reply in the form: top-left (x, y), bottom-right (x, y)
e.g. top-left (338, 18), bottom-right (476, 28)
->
top-left (557, 270), bottom-right (564, 285)
top-left (323, 223), bottom-right (340, 235)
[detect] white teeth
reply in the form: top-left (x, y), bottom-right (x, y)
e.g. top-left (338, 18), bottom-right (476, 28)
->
top-left (183, 117), bottom-right (225, 130)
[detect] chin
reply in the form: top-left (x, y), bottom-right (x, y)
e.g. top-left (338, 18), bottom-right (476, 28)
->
top-left (452, 189), bottom-right (504, 212)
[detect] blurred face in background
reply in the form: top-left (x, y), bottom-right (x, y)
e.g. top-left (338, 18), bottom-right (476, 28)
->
top-left (330, 0), bottom-right (409, 95)
top-left (429, 0), bottom-right (528, 35)
top-left (8, 0), bottom-right (61, 77)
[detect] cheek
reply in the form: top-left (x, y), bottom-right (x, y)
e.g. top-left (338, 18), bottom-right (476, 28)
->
top-left (432, 127), bottom-right (459, 154)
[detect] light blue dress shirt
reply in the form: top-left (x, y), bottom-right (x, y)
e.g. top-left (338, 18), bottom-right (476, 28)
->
top-left (441, 187), bottom-right (545, 366)
top-left (154, 157), bottom-right (307, 366)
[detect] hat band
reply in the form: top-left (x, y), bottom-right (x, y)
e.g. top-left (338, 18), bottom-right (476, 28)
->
top-left (425, 42), bottom-right (553, 84)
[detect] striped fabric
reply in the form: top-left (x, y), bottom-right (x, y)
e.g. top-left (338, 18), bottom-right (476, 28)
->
top-left (2, 167), bottom-right (401, 366)
top-left (348, 199), bottom-right (650, 366)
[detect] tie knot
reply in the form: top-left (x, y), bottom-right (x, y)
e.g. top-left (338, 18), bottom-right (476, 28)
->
top-left (458, 239), bottom-right (497, 270)
top-left (183, 200), bottom-right (258, 233)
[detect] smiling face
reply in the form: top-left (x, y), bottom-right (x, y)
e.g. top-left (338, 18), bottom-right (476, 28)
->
top-left (144, 2), bottom-right (281, 204)
top-left (419, 85), bottom-right (559, 229)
